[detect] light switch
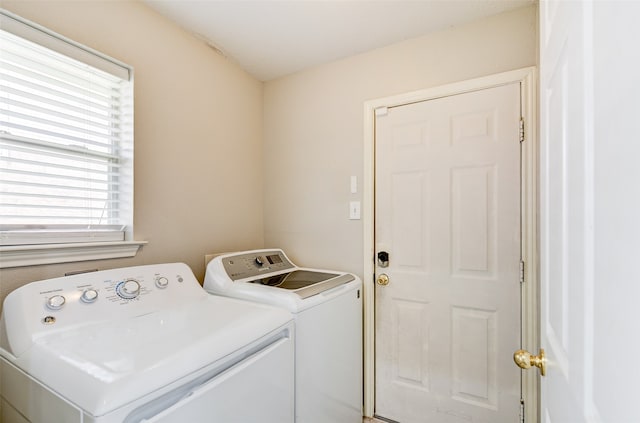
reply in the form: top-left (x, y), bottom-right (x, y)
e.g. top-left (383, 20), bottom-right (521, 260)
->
top-left (350, 176), bottom-right (358, 194)
top-left (349, 201), bottom-right (361, 220)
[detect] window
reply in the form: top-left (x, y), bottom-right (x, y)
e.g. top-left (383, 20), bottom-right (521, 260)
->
top-left (0, 11), bottom-right (133, 244)
top-left (0, 10), bottom-right (142, 267)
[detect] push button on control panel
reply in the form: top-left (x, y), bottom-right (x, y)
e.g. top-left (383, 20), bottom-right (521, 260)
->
top-left (42, 316), bottom-right (56, 325)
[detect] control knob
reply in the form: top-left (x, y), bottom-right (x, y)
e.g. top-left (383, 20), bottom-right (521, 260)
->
top-left (46, 295), bottom-right (66, 310)
top-left (81, 289), bottom-right (99, 303)
top-left (116, 279), bottom-right (141, 299)
top-left (255, 256), bottom-right (264, 266)
top-left (155, 277), bottom-right (169, 289)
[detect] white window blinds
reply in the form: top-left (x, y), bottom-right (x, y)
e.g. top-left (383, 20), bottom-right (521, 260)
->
top-left (0, 10), bottom-right (134, 245)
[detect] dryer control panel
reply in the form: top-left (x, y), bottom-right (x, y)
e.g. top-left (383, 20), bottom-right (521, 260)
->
top-left (222, 250), bottom-right (294, 280)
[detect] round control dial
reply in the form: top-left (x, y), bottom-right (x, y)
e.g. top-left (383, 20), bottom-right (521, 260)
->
top-left (255, 257), bottom-right (264, 266)
top-left (46, 295), bottom-right (66, 310)
top-left (155, 276), bottom-right (169, 289)
top-left (116, 279), bottom-right (141, 299)
top-left (81, 289), bottom-right (99, 303)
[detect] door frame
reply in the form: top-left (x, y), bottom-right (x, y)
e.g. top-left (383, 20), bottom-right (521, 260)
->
top-left (362, 67), bottom-right (538, 421)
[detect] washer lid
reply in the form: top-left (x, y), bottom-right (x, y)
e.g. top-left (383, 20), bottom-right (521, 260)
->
top-left (6, 295), bottom-right (291, 417)
top-left (250, 270), bottom-right (355, 299)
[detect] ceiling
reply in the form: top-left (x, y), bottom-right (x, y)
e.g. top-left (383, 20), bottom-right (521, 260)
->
top-left (143, 0), bottom-right (534, 81)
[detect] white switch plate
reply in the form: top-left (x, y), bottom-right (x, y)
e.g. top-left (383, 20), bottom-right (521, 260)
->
top-left (350, 176), bottom-right (358, 194)
top-left (349, 201), bottom-right (361, 220)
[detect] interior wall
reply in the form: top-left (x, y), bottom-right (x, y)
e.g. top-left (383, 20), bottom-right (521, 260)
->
top-left (0, 3), bottom-right (538, 305)
top-left (0, 1), bottom-right (264, 304)
top-left (263, 5), bottom-right (537, 277)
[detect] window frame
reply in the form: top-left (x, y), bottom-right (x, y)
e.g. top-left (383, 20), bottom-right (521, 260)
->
top-left (0, 10), bottom-right (144, 268)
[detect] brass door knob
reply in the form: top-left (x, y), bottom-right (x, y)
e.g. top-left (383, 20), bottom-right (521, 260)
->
top-left (513, 348), bottom-right (546, 376)
top-left (377, 274), bottom-right (389, 286)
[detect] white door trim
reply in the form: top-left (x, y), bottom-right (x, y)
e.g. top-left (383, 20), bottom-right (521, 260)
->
top-left (362, 66), bottom-right (538, 421)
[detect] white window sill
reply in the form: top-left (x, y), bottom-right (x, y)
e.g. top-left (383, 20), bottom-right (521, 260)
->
top-left (0, 241), bottom-right (147, 269)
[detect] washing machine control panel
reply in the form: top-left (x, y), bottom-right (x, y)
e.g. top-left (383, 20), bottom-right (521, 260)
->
top-left (1, 263), bottom-right (208, 356)
top-left (222, 249), bottom-right (295, 280)
top-left (34, 265), bottom-right (193, 310)
top-left (34, 270), bottom-right (185, 313)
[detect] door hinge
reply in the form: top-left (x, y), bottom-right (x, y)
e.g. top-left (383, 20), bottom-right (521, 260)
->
top-left (519, 260), bottom-right (525, 283)
top-left (519, 118), bottom-right (525, 143)
top-left (520, 399), bottom-right (525, 423)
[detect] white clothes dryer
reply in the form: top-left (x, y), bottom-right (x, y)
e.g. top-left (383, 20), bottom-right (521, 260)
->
top-left (0, 263), bottom-right (294, 423)
top-left (204, 249), bottom-right (362, 423)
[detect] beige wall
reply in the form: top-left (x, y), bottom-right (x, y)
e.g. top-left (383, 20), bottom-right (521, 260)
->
top-left (0, 1), bottom-right (264, 304)
top-left (262, 5), bottom-right (537, 277)
top-left (0, 3), bottom-right (537, 306)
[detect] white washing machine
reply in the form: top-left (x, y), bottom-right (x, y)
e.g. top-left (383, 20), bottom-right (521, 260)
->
top-left (204, 249), bottom-right (362, 423)
top-left (0, 263), bottom-right (294, 423)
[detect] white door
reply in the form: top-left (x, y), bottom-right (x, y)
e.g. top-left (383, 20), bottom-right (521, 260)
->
top-left (539, 0), bottom-right (640, 421)
top-left (374, 83), bottom-right (521, 422)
